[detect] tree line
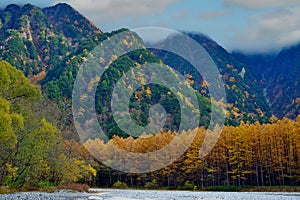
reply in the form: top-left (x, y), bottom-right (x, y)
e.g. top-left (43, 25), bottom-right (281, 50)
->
top-left (87, 116), bottom-right (300, 188)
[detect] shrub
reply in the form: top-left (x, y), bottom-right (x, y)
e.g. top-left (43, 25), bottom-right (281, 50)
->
top-left (112, 181), bottom-right (128, 189)
top-left (37, 181), bottom-right (56, 188)
top-left (193, 185), bottom-right (198, 191)
top-left (179, 181), bottom-right (195, 190)
top-left (144, 179), bottom-right (159, 189)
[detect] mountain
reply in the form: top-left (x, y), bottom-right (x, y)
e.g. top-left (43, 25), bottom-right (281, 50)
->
top-left (233, 43), bottom-right (300, 120)
top-left (43, 28), bottom-right (272, 138)
top-left (42, 29), bottom-right (203, 139)
top-left (232, 53), bottom-right (275, 84)
top-left (151, 33), bottom-right (272, 125)
top-left (3, 3), bottom-right (296, 139)
top-left (267, 44), bottom-right (300, 119)
top-left (43, 3), bottom-right (102, 45)
top-left (0, 3), bottom-right (102, 79)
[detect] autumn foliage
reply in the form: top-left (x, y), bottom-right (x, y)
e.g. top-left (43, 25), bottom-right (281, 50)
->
top-left (86, 116), bottom-right (300, 187)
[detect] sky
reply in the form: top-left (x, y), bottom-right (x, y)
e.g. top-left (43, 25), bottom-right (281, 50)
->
top-left (1, 0), bottom-right (300, 53)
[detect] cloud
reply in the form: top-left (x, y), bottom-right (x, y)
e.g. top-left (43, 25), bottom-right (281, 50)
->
top-left (228, 7), bottom-right (300, 53)
top-left (223, 0), bottom-right (300, 9)
top-left (199, 10), bottom-right (229, 20)
top-left (55, 0), bottom-right (181, 21)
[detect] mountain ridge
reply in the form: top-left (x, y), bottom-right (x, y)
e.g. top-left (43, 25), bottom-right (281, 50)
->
top-left (0, 3), bottom-right (299, 135)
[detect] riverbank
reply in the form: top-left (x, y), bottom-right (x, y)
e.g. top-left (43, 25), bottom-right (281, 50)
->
top-left (110, 185), bottom-right (300, 192)
top-left (0, 183), bottom-right (89, 194)
top-left (200, 186), bottom-right (300, 192)
top-left (0, 189), bottom-right (100, 200)
top-left (1, 185), bottom-right (300, 195)
top-left (1, 189), bottom-right (300, 200)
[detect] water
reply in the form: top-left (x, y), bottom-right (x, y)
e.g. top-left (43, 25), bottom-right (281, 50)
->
top-left (1, 189), bottom-right (300, 200)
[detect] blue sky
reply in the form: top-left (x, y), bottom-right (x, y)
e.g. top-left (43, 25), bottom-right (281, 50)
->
top-left (1, 0), bottom-right (300, 53)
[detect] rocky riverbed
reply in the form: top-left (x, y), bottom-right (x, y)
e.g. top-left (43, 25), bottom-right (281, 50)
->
top-left (1, 189), bottom-right (300, 200)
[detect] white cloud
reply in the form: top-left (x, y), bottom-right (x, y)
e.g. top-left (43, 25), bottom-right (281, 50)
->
top-left (228, 7), bottom-right (300, 53)
top-left (223, 0), bottom-right (300, 9)
top-left (55, 0), bottom-right (180, 21)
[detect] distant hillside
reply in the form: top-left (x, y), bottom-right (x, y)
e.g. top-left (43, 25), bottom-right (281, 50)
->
top-left (268, 44), bottom-right (300, 119)
top-left (233, 44), bottom-right (300, 120)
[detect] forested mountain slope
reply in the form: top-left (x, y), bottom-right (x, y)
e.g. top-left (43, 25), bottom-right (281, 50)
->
top-left (233, 43), bottom-right (300, 120)
top-left (2, 3), bottom-right (299, 139)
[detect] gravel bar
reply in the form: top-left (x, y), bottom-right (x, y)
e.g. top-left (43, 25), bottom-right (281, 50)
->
top-left (1, 189), bottom-right (300, 200)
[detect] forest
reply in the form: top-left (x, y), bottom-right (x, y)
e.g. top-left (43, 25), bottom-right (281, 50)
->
top-left (0, 3), bottom-right (300, 194)
top-left (87, 116), bottom-right (300, 188)
top-left (0, 60), bottom-right (299, 191)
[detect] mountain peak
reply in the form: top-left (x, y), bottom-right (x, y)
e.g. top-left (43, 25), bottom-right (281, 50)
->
top-left (43, 3), bottom-right (102, 41)
top-left (46, 3), bottom-right (76, 12)
top-left (0, 2), bottom-right (103, 76)
top-left (22, 3), bottom-right (37, 9)
top-left (4, 4), bottom-right (43, 18)
top-left (4, 4), bottom-right (21, 12)
top-left (186, 32), bottom-right (222, 49)
top-left (21, 3), bottom-right (44, 15)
